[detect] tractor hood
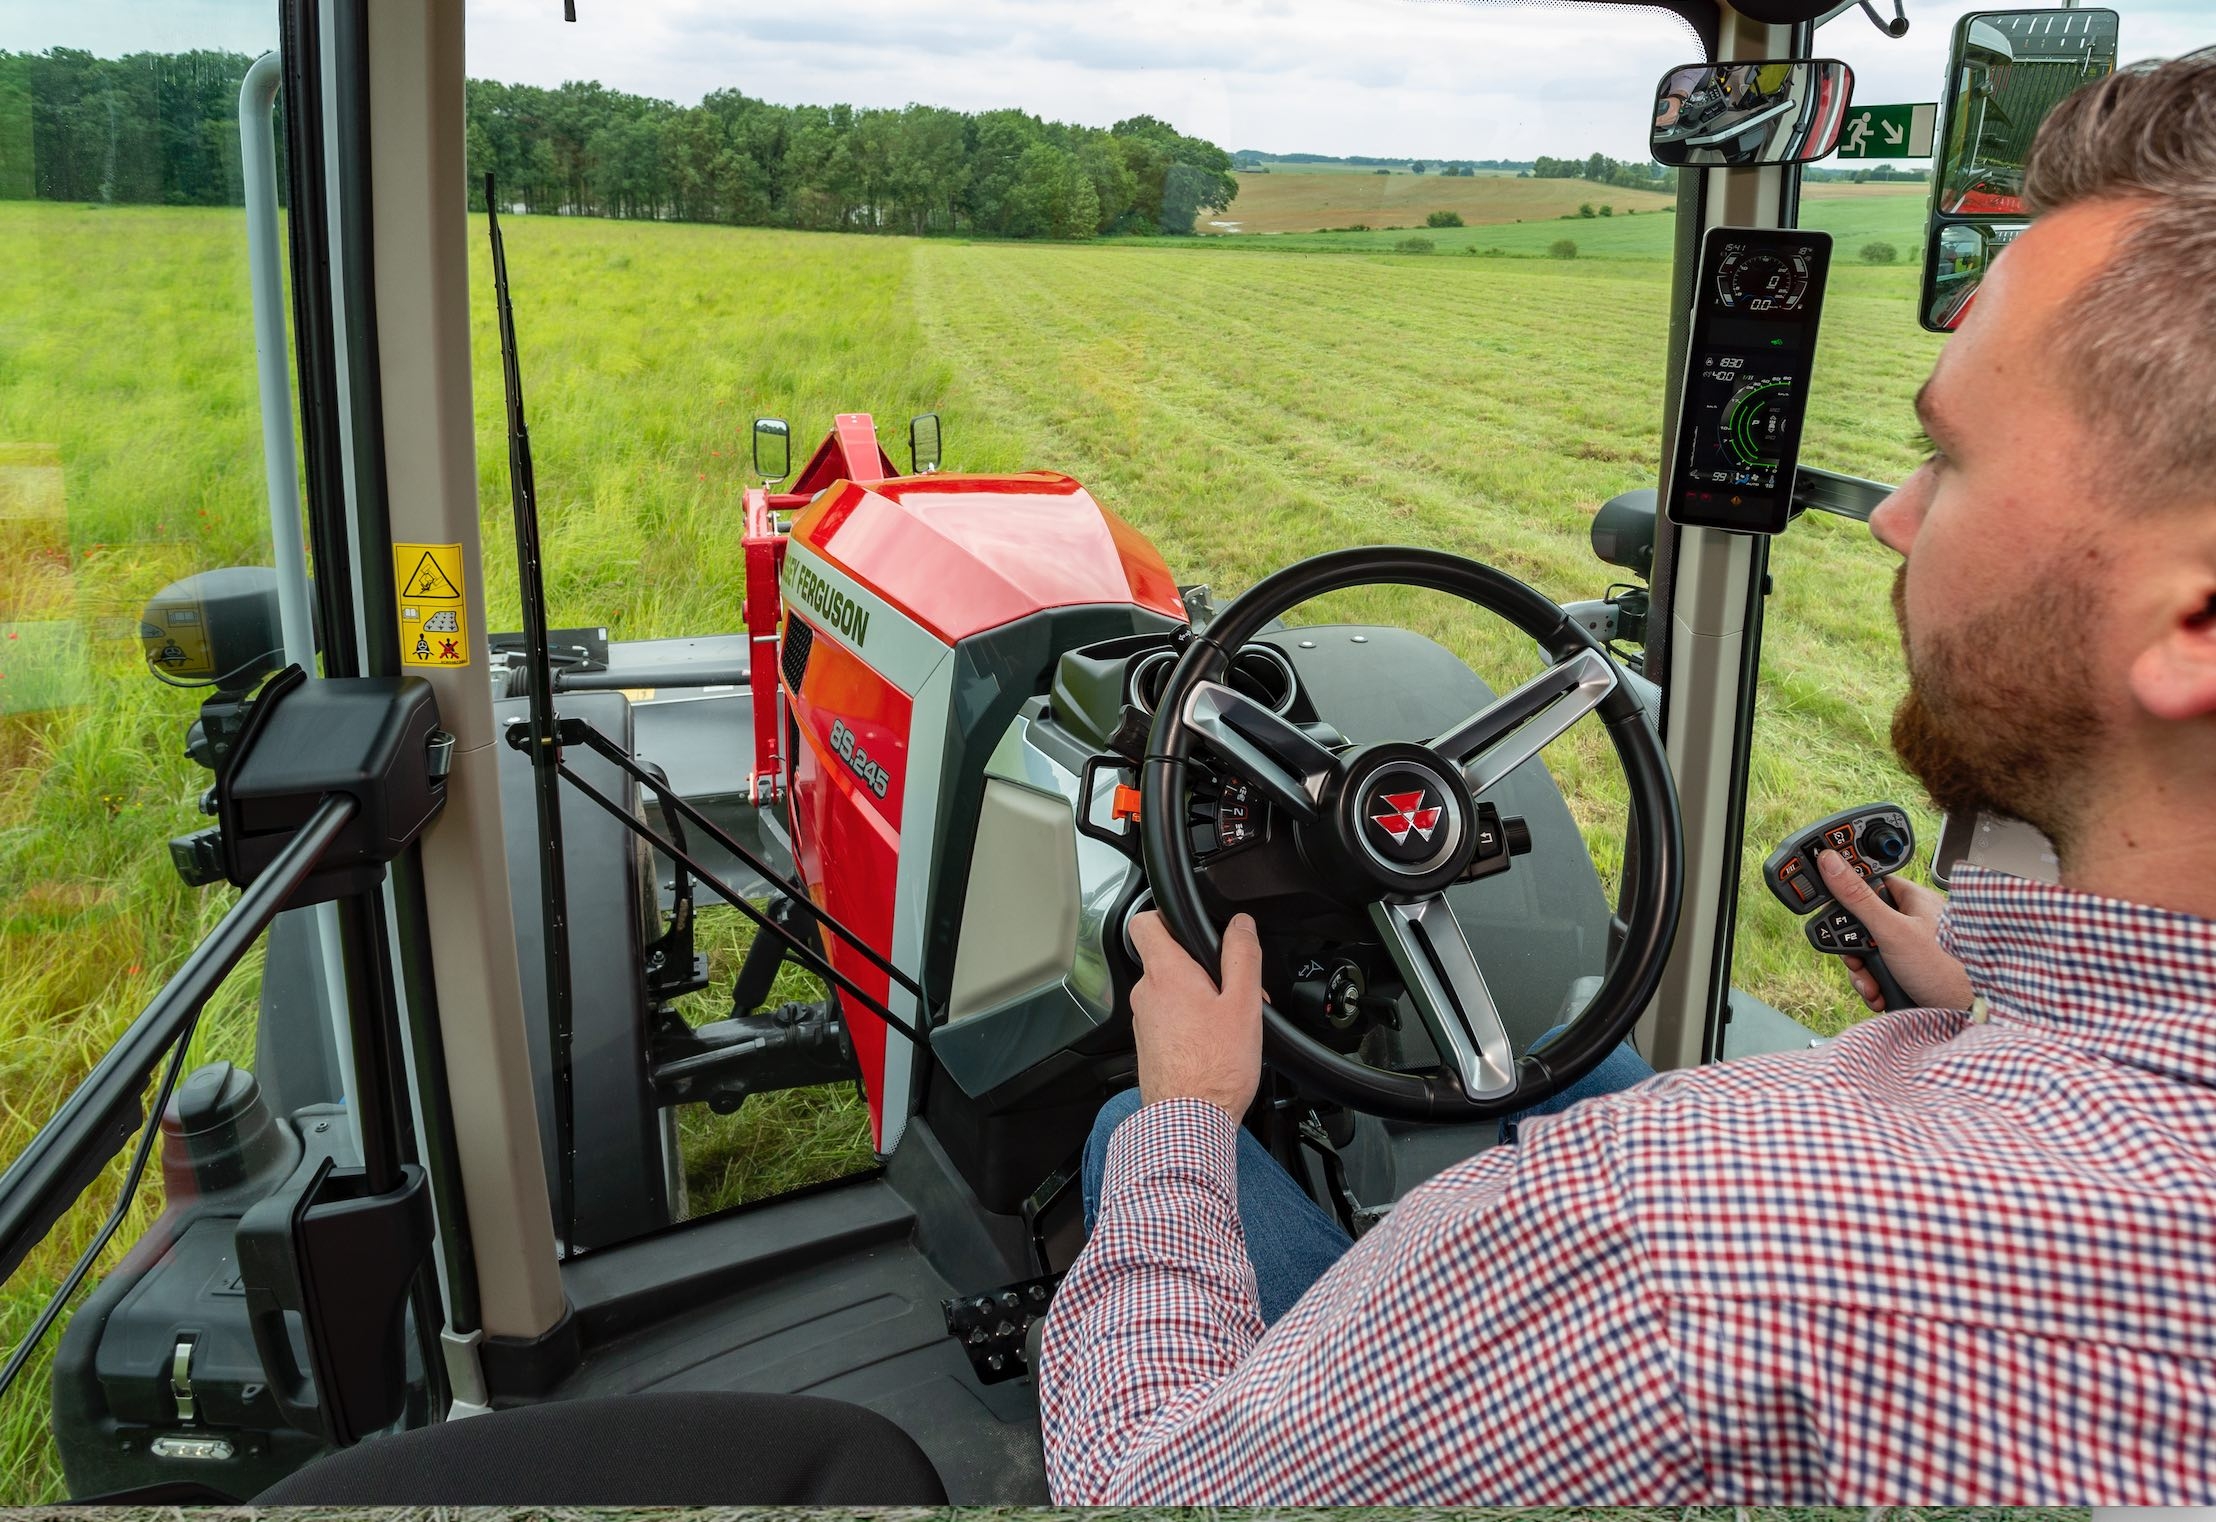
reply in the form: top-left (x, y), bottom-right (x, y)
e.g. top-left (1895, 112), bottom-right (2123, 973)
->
top-left (787, 471), bottom-right (1187, 645)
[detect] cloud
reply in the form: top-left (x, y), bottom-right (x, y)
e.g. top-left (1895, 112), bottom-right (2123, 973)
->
top-left (462, 0), bottom-right (1713, 158)
top-left (8, 0), bottom-right (2209, 164)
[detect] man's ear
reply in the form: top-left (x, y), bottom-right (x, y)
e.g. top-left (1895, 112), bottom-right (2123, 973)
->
top-left (2129, 583), bottom-right (2216, 722)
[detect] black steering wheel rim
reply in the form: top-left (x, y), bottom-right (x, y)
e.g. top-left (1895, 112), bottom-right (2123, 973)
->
top-left (1139, 545), bottom-right (1683, 1122)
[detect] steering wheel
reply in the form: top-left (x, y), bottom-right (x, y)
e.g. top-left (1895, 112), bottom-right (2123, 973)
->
top-left (1139, 546), bottom-right (1682, 1122)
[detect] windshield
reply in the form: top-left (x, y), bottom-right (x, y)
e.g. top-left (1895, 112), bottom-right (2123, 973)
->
top-left (457, 0), bottom-right (1729, 1247)
top-left (7, 0), bottom-right (2171, 1376)
top-left (460, 0), bottom-right (2133, 1249)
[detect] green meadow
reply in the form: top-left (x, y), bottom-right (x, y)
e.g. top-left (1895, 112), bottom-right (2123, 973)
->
top-left (2, 196), bottom-right (1939, 1496)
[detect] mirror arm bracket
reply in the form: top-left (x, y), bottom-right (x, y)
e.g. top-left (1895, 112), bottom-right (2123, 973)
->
top-left (1858, 0), bottom-right (1909, 39)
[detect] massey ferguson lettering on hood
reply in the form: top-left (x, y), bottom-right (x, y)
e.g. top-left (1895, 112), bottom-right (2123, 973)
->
top-left (784, 558), bottom-right (872, 648)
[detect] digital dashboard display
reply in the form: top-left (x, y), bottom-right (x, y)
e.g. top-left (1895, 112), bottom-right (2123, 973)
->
top-left (1668, 229), bottom-right (1832, 535)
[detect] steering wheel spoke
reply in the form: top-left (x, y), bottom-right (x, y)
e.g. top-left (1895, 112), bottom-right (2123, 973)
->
top-left (1182, 679), bottom-right (1338, 823)
top-left (1369, 895), bottom-right (1518, 1101)
top-left (1430, 647), bottom-right (1616, 796)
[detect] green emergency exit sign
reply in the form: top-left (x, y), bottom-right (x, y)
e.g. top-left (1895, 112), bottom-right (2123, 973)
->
top-left (1836, 102), bottom-right (1938, 160)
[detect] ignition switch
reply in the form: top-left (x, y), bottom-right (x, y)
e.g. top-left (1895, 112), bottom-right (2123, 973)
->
top-left (1287, 957), bottom-right (1385, 1031)
top-left (1321, 961), bottom-right (1365, 1029)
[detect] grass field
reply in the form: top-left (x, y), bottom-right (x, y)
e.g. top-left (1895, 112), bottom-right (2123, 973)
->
top-left (2, 197), bottom-right (1941, 1498)
top-left (1209, 166), bottom-right (1677, 233)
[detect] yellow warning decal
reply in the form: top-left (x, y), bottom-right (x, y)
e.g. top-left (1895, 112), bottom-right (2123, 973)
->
top-left (393, 543), bottom-right (471, 668)
top-left (140, 593), bottom-right (216, 678)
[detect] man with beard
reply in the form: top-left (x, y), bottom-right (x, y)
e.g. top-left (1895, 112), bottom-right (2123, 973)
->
top-left (1041, 50), bottom-right (2216, 1506)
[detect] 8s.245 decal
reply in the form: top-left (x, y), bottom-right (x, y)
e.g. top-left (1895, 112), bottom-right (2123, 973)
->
top-left (828, 718), bottom-right (892, 799)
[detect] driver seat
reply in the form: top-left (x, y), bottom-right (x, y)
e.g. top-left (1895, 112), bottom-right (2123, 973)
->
top-left (254, 1392), bottom-right (948, 1504)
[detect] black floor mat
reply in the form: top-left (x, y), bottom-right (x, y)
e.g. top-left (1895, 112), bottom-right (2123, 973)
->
top-left (552, 1234), bottom-right (1048, 1503)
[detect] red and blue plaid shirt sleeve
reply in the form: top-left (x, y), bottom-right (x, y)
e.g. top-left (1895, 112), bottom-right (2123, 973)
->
top-left (1038, 872), bottom-right (2216, 1504)
top-left (1039, 1094), bottom-right (1704, 1503)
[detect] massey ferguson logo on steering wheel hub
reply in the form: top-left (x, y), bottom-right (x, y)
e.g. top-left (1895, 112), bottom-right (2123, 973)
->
top-left (1370, 789), bottom-right (1443, 845)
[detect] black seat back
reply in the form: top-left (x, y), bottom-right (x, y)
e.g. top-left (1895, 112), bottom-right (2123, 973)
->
top-left (256, 1391), bottom-right (947, 1504)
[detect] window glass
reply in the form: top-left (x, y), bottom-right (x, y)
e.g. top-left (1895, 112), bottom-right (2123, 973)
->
top-left (0, 2), bottom-right (303, 1500)
top-left (1731, 0), bottom-right (2203, 1040)
top-left (462, 0), bottom-right (1702, 1249)
top-left (1735, 263), bottom-right (1946, 1042)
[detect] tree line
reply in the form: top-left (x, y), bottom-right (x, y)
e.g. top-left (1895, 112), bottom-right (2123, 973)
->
top-left (464, 79), bottom-right (1237, 237)
top-left (0, 47), bottom-right (1241, 240)
top-left (1233, 151), bottom-right (1530, 174)
top-left (1527, 152), bottom-right (1674, 192)
top-left (0, 49), bottom-right (270, 204)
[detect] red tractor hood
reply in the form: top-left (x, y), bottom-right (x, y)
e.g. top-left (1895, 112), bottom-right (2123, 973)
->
top-left (788, 471), bottom-right (1186, 645)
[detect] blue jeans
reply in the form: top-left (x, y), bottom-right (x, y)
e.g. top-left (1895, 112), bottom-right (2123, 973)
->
top-left (1079, 1031), bottom-right (1653, 1327)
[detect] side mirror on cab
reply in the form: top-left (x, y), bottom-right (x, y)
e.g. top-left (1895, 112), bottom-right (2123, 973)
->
top-left (1650, 59), bottom-right (1854, 168)
top-left (1921, 220), bottom-right (2023, 331)
top-left (1918, 8), bottom-right (2117, 332)
top-left (1591, 489), bottom-right (1656, 582)
top-left (908, 413), bottom-right (942, 475)
top-left (753, 416), bottom-right (791, 485)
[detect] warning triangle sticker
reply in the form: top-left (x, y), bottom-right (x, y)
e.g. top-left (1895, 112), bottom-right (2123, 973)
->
top-left (404, 550), bottom-right (463, 600)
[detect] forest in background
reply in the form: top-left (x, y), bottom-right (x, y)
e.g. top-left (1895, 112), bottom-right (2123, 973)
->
top-left (0, 47), bottom-right (1241, 239)
top-left (463, 76), bottom-right (1236, 237)
top-left (0, 47), bottom-right (1754, 240)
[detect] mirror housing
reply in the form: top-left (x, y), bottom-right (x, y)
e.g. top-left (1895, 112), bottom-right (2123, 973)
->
top-left (908, 412), bottom-right (942, 474)
top-left (1920, 9), bottom-right (2117, 332)
top-left (1591, 489), bottom-right (1657, 581)
top-left (752, 416), bottom-right (791, 485)
top-left (1651, 59), bottom-right (1854, 168)
top-left (140, 566), bottom-right (295, 694)
top-left (1921, 220), bottom-right (2023, 331)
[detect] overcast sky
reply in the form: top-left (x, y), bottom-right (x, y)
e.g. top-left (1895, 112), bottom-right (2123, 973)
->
top-left (4, 0), bottom-right (2208, 162)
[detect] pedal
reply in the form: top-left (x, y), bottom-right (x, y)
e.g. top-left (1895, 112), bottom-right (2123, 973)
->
top-left (942, 1273), bottom-right (1060, 1385)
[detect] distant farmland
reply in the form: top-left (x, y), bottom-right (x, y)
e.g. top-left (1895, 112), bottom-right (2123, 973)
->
top-left (1209, 167), bottom-right (1677, 233)
top-left (1191, 178), bottom-right (1929, 261)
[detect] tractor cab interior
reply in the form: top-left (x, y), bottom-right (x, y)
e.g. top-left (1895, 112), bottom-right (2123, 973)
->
top-left (0, 0), bottom-right (2157, 1504)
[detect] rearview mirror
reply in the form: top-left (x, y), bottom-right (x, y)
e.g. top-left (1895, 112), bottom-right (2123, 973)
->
top-left (1919, 9), bottom-right (2116, 331)
top-left (753, 416), bottom-right (791, 485)
top-left (1650, 59), bottom-right (1854, 168)
top-left (1920, 220), bottom-right (2023, 331)
top-left (1935, 10), bottom-right (2118, 220)
top-left (908, 413), bottom-right (941, 474)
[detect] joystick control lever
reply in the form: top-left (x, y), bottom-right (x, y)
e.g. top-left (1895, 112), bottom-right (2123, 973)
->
top-left (1762, 803), bottom-right (1918, 1011)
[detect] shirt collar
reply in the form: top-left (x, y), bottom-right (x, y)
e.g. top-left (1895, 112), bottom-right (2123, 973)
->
top-left (1939, 864), bottom-right (2216, 1088)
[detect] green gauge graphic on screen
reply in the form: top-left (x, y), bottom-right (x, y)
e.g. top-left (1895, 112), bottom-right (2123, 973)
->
top-left (1722, 376), bottom-right (1793, 469)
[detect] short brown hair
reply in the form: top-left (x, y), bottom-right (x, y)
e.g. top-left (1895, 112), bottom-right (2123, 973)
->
top-left (2022, 48), bottom-right (2216, 495)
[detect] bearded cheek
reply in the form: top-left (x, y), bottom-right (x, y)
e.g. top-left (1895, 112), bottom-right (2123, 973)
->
top-left (1892, 663), bottom-right (2092, 844)
top-left (1892, 687), bottom-right (1984, 816)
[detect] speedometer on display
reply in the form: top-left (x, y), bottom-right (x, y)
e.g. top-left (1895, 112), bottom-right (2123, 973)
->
top-left (1715, 243), bottom-right (1814, 313)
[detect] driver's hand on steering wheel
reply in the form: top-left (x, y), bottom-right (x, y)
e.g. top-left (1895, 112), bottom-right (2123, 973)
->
top-left (1128, 911), bottom-right (1264, 1121)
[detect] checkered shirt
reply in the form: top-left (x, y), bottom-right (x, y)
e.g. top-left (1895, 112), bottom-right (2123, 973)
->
top-left (1039, 866), bottom-right (2216, 1504)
